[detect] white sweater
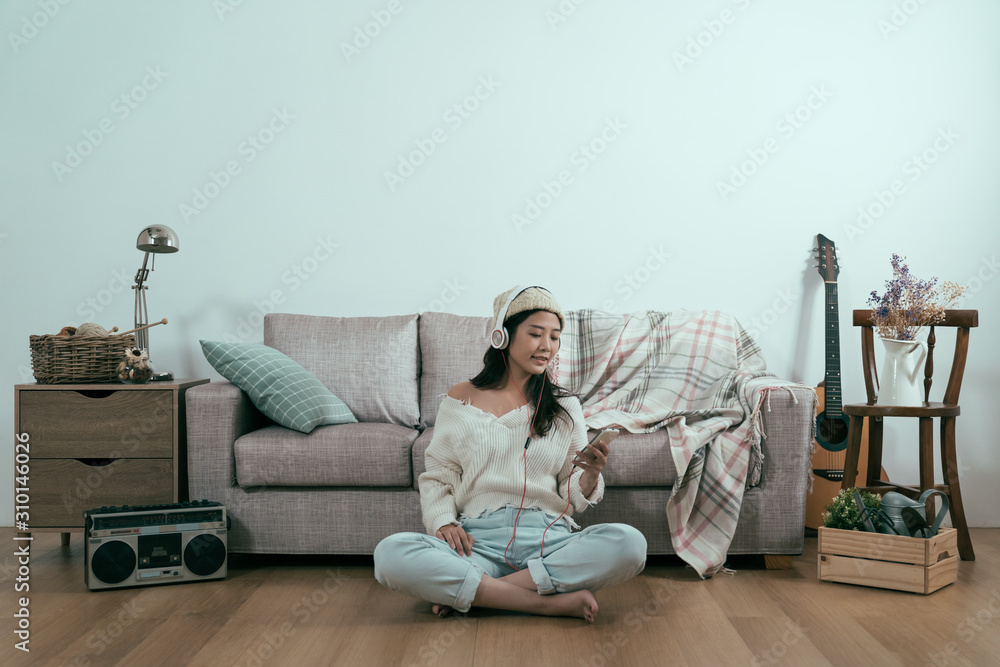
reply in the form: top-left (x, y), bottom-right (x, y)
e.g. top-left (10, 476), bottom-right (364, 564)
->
top-left (419, 394), bottom-right (605, 535)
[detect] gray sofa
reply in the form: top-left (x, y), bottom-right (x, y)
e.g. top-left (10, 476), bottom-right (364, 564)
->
top-left (186, 312), bottom-right (815, 565)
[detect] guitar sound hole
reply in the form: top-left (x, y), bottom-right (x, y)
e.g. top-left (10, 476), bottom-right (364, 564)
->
top-left (819, 419), bottom-right (848, 445)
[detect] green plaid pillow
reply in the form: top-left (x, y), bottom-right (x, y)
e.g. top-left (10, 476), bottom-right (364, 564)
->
top-left (200, 340), bottom-right (357, 434)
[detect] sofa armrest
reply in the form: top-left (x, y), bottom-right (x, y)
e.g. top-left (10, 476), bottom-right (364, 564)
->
top-left (186, 381), bottom-right (270, 499)
top-left (754, 383), bottom-right (816, 488)
top-left (738, 382), bottom-right (816, 554)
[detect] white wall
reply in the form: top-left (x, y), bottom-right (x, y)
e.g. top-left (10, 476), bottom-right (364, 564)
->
top-left (2, 0), bottom-right (998, 527)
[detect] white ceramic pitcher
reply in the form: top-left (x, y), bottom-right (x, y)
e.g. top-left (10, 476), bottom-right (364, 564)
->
top-left (876, 337), bottom-right (928, 406)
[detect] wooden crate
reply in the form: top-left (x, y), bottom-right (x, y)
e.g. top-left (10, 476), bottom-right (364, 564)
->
top-left (817, 526), bottom-right (958, 594)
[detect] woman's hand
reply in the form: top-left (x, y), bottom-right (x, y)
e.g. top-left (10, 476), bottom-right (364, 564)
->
top-left (573, 438), bottom-right (609, 498)
top-left (436, 523), bottom-right (475, 556)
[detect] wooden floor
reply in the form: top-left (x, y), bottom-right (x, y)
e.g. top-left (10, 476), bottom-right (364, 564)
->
top-left (2, 528), bottom-right (999, 666)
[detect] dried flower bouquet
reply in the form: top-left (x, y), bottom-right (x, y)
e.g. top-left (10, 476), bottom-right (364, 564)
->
top-left (867, 254), bottom-right (966, 341)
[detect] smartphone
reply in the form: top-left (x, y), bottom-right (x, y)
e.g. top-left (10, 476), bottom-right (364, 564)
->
top-left (574, 428), bottom-right (619, 467)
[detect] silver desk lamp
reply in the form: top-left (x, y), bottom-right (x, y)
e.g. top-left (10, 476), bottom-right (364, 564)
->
top-left (133, 225), bottom-right (178, 381)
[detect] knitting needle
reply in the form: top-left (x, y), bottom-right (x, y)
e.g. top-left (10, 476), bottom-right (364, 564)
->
top-left (115, 318), bottom-right (168, 337)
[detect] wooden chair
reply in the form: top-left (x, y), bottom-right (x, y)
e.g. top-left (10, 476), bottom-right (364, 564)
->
top-left (840, 309), bottom-right (978, 561)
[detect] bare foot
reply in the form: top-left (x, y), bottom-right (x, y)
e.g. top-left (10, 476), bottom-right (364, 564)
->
top-left (431, 604), bottom-right (466, 618)
top-left (469, 575), bottom-right (599, 622)
top-left (542, 590), bottom-right (599, 623)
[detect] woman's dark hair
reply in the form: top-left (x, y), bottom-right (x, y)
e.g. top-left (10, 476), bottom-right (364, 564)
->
top-left (470, 309), bottom-right (574, 437)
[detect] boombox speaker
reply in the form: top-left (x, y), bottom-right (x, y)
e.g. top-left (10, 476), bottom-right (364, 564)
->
top-left (84, 501), bottom-right (228, 591)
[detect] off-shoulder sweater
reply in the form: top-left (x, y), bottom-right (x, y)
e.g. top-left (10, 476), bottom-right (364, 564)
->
top-left (418, 394), bottom-right (605, 535)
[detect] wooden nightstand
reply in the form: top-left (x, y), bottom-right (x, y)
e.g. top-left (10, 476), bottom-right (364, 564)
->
top-left (14, 379), bottom-right (208, 543)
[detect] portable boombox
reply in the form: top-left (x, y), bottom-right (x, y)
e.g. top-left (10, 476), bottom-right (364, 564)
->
top-left (84, 500), bottom-right (228, 591)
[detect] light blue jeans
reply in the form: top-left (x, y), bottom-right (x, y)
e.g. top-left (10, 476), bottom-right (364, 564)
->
top-left (373, 507), bottom-right (647, 613)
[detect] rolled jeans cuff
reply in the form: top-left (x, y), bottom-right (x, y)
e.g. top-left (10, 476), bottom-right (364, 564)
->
top-left (453, 562), bottom-right (485, 613)
top-left (527, 558), bottom-right (556, 595)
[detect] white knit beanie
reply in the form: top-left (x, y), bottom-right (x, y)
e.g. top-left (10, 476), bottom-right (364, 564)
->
top-left (492, 286), bottom-right (565, 329)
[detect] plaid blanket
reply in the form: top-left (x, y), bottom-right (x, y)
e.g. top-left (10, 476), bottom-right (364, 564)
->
top-left (553, 309), bottom-right (795, 577)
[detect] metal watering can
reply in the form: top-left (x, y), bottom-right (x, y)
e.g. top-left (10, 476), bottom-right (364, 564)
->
top-left (880, 490), bottom-right (949, 537)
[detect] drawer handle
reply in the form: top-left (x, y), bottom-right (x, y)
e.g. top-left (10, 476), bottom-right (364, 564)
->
top-left (77, 390), bottom-right (116, 399)
top-left (75, 458), bottom-right (119, 467)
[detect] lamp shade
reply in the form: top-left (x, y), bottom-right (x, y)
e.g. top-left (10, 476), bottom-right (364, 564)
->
top-left (137, 225), bottom-right (179, 253)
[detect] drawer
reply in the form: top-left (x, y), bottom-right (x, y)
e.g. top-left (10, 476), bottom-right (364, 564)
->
top-left (19, 389), bottom-right (173, 458)
top-left (30, 458), bottom-right (173, 528)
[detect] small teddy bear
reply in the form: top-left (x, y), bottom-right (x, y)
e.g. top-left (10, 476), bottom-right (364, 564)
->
top-left (117, 348), bottom-right (154, 383)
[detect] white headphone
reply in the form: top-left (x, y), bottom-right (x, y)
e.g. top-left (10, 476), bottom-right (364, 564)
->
top-left (490, 285), bottom-right (551, 350)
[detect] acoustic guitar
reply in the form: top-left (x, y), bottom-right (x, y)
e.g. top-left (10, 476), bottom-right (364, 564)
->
top-left (803, 234), bottom-right (886, 530)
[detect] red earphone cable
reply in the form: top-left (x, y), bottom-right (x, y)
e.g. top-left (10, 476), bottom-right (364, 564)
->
top-left (540, 474), bottom-right (575, 559)
top-left (499, 351), bottom-right (578, 568)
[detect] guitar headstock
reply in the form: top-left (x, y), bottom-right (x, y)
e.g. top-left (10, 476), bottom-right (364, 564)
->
top-left (816, 234), bottom-right (840, 282)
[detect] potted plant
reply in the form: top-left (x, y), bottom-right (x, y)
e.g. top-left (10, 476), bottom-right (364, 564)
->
top-left (866, 255), bottom-right (965, 406)
top-left (822, 487), bottom-right (883, 532)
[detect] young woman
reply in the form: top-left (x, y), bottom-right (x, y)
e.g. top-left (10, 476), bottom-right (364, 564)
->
top-left (374, 286), bottom-right (647, 623)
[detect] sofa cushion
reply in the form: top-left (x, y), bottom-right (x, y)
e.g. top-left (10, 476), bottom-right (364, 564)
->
top-left (419, 312), bottom-right (493, 427)
top-left (412, 427), bottom-right (677, 488)
top-left (264, 313), bottom-right (420, 428)
top-left (234, 423), bottom-right (419, 487)
top-left (200, 340), bottom-right (357, 434)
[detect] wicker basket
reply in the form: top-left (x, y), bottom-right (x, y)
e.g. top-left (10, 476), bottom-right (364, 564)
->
top-left (29, 334), bottom-right (137, 384)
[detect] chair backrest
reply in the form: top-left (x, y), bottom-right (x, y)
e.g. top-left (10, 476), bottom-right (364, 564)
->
top-left (852, 309), bottom-right (978, 406)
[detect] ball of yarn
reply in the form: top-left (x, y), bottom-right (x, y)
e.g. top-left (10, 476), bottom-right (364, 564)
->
top-left (75, 322), bottom-right (110, 337)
